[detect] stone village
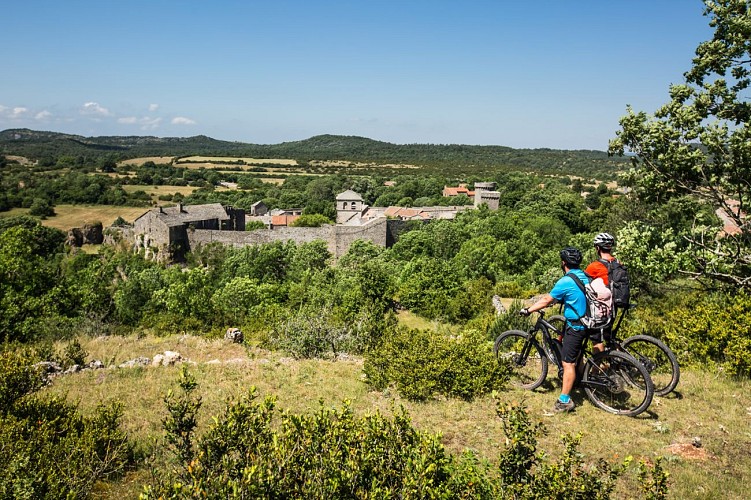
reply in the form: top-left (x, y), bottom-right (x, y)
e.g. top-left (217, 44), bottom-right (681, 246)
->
top-left (107, 182), bottom-right (501, 261)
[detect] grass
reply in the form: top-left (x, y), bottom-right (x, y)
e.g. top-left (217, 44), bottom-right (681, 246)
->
top-left (116, 156), bottom-right (176, 167)
top-left (0, 205), bottom-right (149, 231)
top-left (42, 332), bottom-right (751, 499)
top-left (177, 156), bottom-right (297, 165)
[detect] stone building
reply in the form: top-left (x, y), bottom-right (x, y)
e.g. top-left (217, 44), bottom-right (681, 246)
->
top-left (126, 182), bottom-right (500, 262)
top-left (133, 202), bottom-right (245, 261)
top-left (336, 190), bottom-right (366, 224)
top-left (473, 182), bottom-right (501, 210)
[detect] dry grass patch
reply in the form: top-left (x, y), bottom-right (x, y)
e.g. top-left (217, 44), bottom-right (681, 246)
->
top-left (0, 205), bottom-right (149, 230)
top-left (178, 156), bottom-right (297, 166)
top-left (45, 205), bottom-right (149, 230)
top-left (6, 155), bottom-right (33, 165)
top-left (116, 156), bottom-right (175, 167)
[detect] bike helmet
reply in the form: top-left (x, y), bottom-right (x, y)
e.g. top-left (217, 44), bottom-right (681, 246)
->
top-left (593, 232), bottom-right (615, 250)
top-left (559, 247), bottom-right (583, 267)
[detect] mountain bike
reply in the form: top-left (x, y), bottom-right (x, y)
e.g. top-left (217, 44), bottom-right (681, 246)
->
top-left (548, 305), bottom-right (680, 396)
top-left (493, 311), bottom-right (654, 416)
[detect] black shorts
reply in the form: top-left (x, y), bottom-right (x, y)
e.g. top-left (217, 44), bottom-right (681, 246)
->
top-left (561, 326), bottom-right (603, 364)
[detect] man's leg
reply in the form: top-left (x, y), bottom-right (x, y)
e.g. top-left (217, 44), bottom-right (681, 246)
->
top-left (556, 327), bottom-right (585, 412)
top-left (561, 361), bottom-right (577, 395)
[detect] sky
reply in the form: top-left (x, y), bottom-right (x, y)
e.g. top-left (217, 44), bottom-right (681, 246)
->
top-left (0, 1), bottom-right (713, 151)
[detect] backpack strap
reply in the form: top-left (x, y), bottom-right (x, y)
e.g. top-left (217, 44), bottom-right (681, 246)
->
top-left (566, 273), bottom-right (589, 324)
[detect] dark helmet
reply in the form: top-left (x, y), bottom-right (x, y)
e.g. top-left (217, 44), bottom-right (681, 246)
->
top-left (593, 232), bottom-right (615, 250)
top-left (560, 247), bottom-right (583, 267)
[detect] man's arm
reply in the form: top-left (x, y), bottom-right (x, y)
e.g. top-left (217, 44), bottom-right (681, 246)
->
top-left (522, 294), bottom-right (556, 315)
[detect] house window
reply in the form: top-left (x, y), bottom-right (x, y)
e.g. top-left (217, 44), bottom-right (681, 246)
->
top-left (342, 202), bottom-right (347, 209)
top-left (351, 201), bottom-right (356, 210)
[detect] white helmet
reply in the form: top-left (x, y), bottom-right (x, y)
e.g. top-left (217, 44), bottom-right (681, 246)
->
top-left (593, 232), bottom-right (615, 250)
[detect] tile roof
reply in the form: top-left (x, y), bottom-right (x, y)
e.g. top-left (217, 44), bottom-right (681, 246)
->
top-left (154, 203), bottom-right (231, 227)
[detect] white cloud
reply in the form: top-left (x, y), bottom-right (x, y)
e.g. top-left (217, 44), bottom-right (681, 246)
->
top-left (35, 110), bottom-right (53, 121)
top-left (117, 116), bottom-right (162, 130)
top-left (139, 117), bottom-right (162, 130)
top-left (80, 102), bottom-right (112, 117)
top-left (11, 107), bottom-right (29, 118)
top-left (148, 103), bottom-right (159, 112)
top-left (172, 116), bottom-right (196, 125)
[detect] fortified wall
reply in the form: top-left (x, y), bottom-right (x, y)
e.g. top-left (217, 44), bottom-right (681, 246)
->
top-left (186, 217), bottom-right (388, 258)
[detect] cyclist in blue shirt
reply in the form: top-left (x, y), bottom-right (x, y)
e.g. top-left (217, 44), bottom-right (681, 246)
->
top-left (519, 247), bottom-right (591, 413)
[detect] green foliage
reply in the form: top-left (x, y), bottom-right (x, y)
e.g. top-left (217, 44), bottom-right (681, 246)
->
top-left (63, 339), bottom-right (88, 368)
top-left (610, 0), bottom-right (751, 289)
top-left (244, 220), bottom-right (266, 231)
top-left (496, 400), bottom-right (623, 498)
top-left (616, 221), bottom-right (691, 290)
top-left (267, 304), bottom-right (385, 359)
top-left (364, 326), bottom-right (507, 401)
top-left (289, 213), bottom-right (332, 227)
top-left (656, 292), bottom-right (751, 377)
top-left (0, 349), bottom-right (132, 498)
top-left (639, 457), bottom-right (670, 500)
top-left (144, 373), bottom-right (661, 498)
top-left (486, 299), bottom-right (530, 341)
top-left (28, 197), bottom-right (55, 217)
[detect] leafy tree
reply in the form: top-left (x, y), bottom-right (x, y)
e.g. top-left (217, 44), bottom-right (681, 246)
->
top-left (289, 214), bottom-right (332, 227)
top-left (610, 0), bottom-right (751, 288)
top-left (29, 197), bottom-right (55, 217)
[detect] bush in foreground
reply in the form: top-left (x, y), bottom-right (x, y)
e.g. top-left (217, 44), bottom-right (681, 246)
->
top-left (0, 349), bottom-right (133, 499)
top-left (143, 371), bottom-right (669, 499)
top-left (363, 325), bottom-right (507, 401)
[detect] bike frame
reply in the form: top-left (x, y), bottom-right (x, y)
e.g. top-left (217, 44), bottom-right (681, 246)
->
top-left (528, 312), bottom-right (617, 392)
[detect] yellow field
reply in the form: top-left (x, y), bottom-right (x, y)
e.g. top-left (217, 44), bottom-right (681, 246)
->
top-left (177, 156), bottom-right (297, 166)
top-left (1, 205), bottom-right (150, 231)
top-left (121, 185), bottom-right (199, 196)
top-left (6, 155), bottom-right (33, 166)
top-left (116, 156), bottom-right (176, 167)
top-left (309, 160), bottom-right (420, 169)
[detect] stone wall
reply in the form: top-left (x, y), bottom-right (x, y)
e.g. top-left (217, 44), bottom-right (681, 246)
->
top-left (186, 217), bottom-right (390, 258)
top-left (333, 218), bottom-right (388, 256)
top-left (188, 225), bottom-right (337, 255)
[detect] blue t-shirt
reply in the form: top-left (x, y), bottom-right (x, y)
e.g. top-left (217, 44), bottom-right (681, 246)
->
top-left (549, 269), bottom-right (589, 331)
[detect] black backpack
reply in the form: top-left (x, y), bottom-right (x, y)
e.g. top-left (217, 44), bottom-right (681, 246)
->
top-left (600, 258), bottom-right (630, 308)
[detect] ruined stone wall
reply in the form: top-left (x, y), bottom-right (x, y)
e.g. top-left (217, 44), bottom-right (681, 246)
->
top-left (186, 218), bottom-right (390, 258)
top-left (333, 218), bottom-right (388, 256)
top-left (188, 225), bottom-right (337, 255)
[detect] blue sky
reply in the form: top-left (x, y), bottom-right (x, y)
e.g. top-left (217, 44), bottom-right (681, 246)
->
top-left (1, 1), bottom-right (712, 150)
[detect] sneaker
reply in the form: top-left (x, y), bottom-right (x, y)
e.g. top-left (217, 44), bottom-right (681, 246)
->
top-left (553, 399), bottom-right (575, 413)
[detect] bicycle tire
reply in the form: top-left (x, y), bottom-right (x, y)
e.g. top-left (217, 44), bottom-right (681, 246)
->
top-left (582, 350), bottom-right (654, 416)
top-left (493, 330), bottom-right (548, 390)
top-left (548, 315), bottom-right (566, 334)
top-left (620, 334), bottom-right (680, 396)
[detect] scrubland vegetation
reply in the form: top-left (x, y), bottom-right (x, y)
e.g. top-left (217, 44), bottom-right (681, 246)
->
top-left (2, 2), bottom-right (751, 496)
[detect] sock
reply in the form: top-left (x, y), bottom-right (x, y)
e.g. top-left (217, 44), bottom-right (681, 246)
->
top-left (559, 394), bottom-right (571, 404)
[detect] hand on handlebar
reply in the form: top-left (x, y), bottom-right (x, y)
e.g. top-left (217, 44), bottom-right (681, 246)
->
top-left (519, 308), bottom-right (531, 317)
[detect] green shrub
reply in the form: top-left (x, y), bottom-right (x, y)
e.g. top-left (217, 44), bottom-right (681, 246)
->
top-left (63, 338), bottom-right (88, 368)
top-left (622, 291), bottom-right (751, 377)
top-left (143, 373), bottom-right (665, 499)
top-left (266, 305), bottom-right (368, 359)
top-left (486, 299), bottom-right (530, 341)
top-left (363, 325), bottom-right (507, 401)
top-left (0, 350), bottom-right (133, 498)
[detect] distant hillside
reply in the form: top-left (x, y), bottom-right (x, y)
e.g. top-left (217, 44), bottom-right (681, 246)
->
top-left (0, 129), bottom-right (629, 179)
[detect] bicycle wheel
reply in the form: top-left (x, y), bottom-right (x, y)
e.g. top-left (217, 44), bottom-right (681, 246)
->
top-left (621, 335), bottom-right (680, 396)
top-left (582, 350), bottom-right (653, 416)
top-left (548, 315), bottom-right (566, 335)
top-left (494, 330), bottom-right (548, 390)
